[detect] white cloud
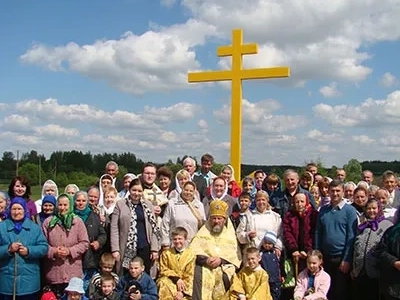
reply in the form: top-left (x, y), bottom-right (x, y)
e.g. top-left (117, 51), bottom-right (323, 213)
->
top-left (307, 129), bottom-right (343, 143)
top-left (319, 82), bottom-right (340, 98)
top-left (1, 114), bottom-right (31, 130)
top-left (34, 124), bottom-right (80, 138)
top-left (20, 0), bottom-right (400, 94)
top-left (20, 20), bottom-right (217, 95)
top-left (313, 90), bottom-right (400, 127)
top-left (352, 135), bottom-right (375, 144)
top-left (197, 119), bottom-right (208, 130)
top-left (380, 72), bottom-right (398, 87)
top-left (213, 98), bottom-right (307, 134)
top-left (181, 0), bottom-right (400, 85)
top-left (144, 102), bottom-right (201, 123)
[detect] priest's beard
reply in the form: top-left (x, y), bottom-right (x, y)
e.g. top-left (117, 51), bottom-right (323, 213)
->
top-left (211, 224), bottom-right (223, 234)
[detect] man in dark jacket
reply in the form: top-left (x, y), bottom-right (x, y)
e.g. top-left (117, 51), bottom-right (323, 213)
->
top-left (183, 156), bottom-right (207, 200)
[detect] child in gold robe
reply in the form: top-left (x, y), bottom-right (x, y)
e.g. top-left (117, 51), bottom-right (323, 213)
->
top-left (229, 247), bottom-right (273, 300)
top-left (157, 227), bottom-right (195, 300)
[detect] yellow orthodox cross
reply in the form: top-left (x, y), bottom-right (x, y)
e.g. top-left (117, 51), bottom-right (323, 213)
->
top-left (188, 29), bottom-right (290, 182)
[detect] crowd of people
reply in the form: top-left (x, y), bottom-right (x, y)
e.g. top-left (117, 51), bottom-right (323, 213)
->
top-left (0, 153), bottom-right (400, 300)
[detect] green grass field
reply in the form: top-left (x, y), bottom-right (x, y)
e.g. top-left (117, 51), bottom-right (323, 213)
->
top-left (0, 184), bottom-right (43, 200)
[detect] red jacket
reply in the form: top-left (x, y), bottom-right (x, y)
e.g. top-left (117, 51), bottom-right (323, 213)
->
top-left (229, 180), bottom-right (242, 198)
top-left (283, 208), bottom-right (318, 254)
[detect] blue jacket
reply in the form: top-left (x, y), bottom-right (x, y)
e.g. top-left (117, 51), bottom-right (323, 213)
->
top-left (117, 272), bottom-right (158, 300)
top-left (0, 218), bottom-right (48, 295)
top-left (261, 249), bottom-right (281, 283)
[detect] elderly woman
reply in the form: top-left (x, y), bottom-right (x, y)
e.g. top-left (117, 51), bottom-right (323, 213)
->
top-left (0, 191), bottom-right (8, 222)
top-left (64, 184), bottom-right (80, 197)
top-left (110, 178), bottom-right (160, 276)
top-left (202, 176), bottom-right (236, 219)
top-left (74, 191), bottom-right (107, 291)
top-left (42, 194), bottom-right (89, 298)
top-left (168, 169), bottom-right (200, 200)
top-left (118, 173), bottom-right (137, 198)
top-left (352, 198), bottom-right (392, 300)
top-left (0, 197), bottom-right (48, 299)
top-left (35, 179), bottom-right (59, 214)
top-left (35, 194), bottom-right (56, 227)
top-left (161, 181), bottom-right (206, 249)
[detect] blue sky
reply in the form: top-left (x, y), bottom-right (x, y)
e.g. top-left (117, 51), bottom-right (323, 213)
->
top-left (1, 0), bottom-right (400, 167)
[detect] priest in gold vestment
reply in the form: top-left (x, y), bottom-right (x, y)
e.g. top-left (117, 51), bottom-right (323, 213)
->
top-left (229, 247), bottom-right (273, 300)
top-left (190, 200), bottom-right (241, 300)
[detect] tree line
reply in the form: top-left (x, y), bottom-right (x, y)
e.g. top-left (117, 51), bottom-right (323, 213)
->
top-left (0, 150), bottom-right (399, 187)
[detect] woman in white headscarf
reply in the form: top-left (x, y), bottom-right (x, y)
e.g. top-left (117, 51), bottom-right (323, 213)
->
top-left (35, 179), bottom-right (59, 213)
top-left (168, 170), bottom-right (199, 200)
top-left (202, 176), bottom-right (236, 219)
top-left (98, 174), bottom-right (114, 207)
top-left (118, 173), bottom-right (136, 199)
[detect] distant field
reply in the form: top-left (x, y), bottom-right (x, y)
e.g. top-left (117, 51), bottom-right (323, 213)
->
top-left (0, 184), bottom-right (44, 200)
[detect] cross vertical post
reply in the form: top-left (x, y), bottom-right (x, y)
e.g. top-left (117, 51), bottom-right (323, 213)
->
top-left (188, 29), bottom-right (290, 182)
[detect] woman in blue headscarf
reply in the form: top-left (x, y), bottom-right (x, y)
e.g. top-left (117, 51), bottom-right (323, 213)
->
top-left (0, 197), bottom-right (48, 299)
top-left (35, 194), bottom-right (57, 227)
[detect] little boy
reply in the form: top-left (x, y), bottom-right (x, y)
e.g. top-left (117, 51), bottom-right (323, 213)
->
top-left (91, 274), bottom-right (120, 300)
top-left (157, 227), bottom-right (195, 300)
top-left (61, 277), bottom-right (88, 300)
top-left (232, 192), bottom-right (252, 229)
top-left (117, 257), bottom-right (158, 300)
top-left (88, 253), bottom-right (120, 298)
top-left (260, 231), bottom-right (282, 300)
top-left (229, 247), bottom-right (272, 300)
top-left (235, 193), bottom-right (256, 260)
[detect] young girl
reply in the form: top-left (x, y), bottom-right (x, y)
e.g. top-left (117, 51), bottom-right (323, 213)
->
top-left (294, 250), bottom-right (330, 300)
top-left (283, 193), bottom-right (318, 273)
top-left (317, 178), bottom-right (330, 208)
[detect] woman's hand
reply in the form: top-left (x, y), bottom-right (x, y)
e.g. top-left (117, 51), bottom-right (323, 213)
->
top-left (18, 246), bottom-right (29, 256)
top-left (151, 251), bottom-right (159, 261)
top-left (112, 251), bottom-right (120, 262)
top-left (274, 248), bottom-right (282, 259)
top-left (90, 240), bottom-right (100, 251)
top-left (8, 242), bottom-right (22, 253)
top-left (153, 206), bottom-right (161, 216)
top-left (248, 230), bottom-right (257, 239)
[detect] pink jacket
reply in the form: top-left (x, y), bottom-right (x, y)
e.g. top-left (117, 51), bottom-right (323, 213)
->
top-left (42, 217), bottom-right (89, 284)
top-left (294, 268), bottom-right (330, 300)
